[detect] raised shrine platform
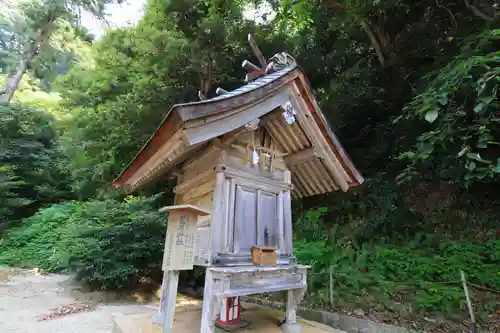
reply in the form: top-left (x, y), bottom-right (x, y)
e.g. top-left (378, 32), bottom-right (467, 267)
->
top-left (199, 265), bottom-right (309, 332)
top-left (209, 265), bottom-right (309, 297)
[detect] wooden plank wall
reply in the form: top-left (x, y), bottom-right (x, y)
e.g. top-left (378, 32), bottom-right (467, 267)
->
top-left (173, 127), bottom-right (292, 266)
top-left (175, 146), bottom-right (222, 266)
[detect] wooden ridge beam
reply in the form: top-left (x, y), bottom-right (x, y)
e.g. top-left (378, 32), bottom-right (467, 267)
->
top-left (242, 60), bottom-right (260, 72)
top-left (216, 87), bottom-right (228, 95)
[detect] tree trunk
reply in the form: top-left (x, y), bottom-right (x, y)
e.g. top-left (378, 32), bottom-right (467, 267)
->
top-left (0, 28), bottom-right (45, 104)
top-left (360, 19), bottom-right (387, 67)
top-left (199, 56), bottom-right (214, 98)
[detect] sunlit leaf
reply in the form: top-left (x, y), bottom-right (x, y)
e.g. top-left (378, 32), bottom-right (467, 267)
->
top-left (425, 109), bottom-right (439, 123)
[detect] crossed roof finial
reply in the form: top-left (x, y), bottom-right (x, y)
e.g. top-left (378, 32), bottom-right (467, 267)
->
top-left (198, 33), bottom-right (297, 101)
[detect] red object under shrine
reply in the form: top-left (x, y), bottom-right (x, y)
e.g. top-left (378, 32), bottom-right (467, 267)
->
top-left (217, 296), bottom-right (241, 325)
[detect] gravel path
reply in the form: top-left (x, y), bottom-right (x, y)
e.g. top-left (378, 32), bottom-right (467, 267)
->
top-left (0, 268), bottom-right (154, 333)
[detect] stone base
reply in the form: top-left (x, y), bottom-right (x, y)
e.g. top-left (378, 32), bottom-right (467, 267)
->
top-left (216, 319), bottom-right (251, 332)
top-left (280, 323), bottom-right (303, 333)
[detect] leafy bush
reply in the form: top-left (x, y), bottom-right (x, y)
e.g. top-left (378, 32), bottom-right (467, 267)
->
top-left (0, 195), bottom-right (167, 290)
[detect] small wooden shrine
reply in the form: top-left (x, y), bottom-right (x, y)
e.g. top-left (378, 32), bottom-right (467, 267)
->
top-left (112, 34), bottom-right (363, 333)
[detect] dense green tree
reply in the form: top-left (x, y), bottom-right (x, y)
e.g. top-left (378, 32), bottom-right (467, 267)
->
top-left (0, 103), bottom-right (71, 228)
top-left (56, 0), bottom-right (283, 198)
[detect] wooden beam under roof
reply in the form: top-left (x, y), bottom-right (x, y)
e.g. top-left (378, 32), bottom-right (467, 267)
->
top-left (211, 125), bottom-right (252, 150)
top-left (288, 84), bottom-right (350, 191)
top-left (284, 148), bottom-right (318, 167)
top-left (293, 75), bottom-right (364, 186)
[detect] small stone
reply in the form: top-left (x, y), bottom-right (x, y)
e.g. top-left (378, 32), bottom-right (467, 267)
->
top-left (354, 309), bottom-right (365, 317)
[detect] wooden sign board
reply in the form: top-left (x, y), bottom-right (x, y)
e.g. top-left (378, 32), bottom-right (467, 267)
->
top-left (160, 205), bottom-right (210, 271)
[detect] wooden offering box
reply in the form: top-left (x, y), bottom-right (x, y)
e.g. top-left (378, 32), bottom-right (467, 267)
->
top-left (251, 246), bottom-right (277, 266)
top-left (112, 33), bottom-right (363, 333)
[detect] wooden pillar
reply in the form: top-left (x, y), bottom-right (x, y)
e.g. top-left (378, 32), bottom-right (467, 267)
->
top-left (283, 170), bottom-right (293, 255)
top-left (153, 270), bottom-right (180, 333)
top-left (284, 270), bottom-right (306, 327)
top-left (210, 171), bottom-right (226, 258)
top-left (285, 289), bottom-right (298, 324)
top-left (200, 269), bottom-right (223, 333)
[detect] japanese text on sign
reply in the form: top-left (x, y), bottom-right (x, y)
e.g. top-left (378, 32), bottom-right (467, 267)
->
top-left (162, 213), bottom-right (196, 271)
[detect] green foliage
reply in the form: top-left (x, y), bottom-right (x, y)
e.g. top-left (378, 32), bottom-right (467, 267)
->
top-left (0, 195), bottom-right (167, 290)
top-left (55, 0), bottom-right (272, 198)
top-left (0, 74), bottom-right (63, 113)
top-left (294, 221), bottom-right (499, 320)
top-left (0, 103), bottom-right (71, 226)
top-left (0, 0), bottom-right (110, 92)
top-left (293, 205), bottom-right (499, 322)
top-left (398, 29), bottom-right (500, 185)
top-left (56, 25), bottom-right (190, 198)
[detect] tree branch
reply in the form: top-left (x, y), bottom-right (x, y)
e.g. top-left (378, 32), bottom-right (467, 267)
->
top-left (322, 1), bottom-right (390, 67)
top-left (199, 56), bottom-right (214, 97)
top-left (464, 0), bottom-right (495, 21)
top-left (324, 1), bottom-right (351, 10)
top-left (436, 0), bottom-right (457, 28)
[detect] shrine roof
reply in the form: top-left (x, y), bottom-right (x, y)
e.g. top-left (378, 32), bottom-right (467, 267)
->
top-left (175, 66), bottom-right (297, 107)
top-left (112, 64), bottom-right (363, 195)
top-left (112, 66), bottom-right (300, 189)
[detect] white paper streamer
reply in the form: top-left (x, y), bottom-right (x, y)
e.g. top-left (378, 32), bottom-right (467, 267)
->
top-left (282, 100), bottom-right (296, 125)
top-left (252, 149), bottom-right (260, 165)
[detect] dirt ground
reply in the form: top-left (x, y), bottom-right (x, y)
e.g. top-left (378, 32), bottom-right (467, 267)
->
top-left (0, 267), bottom-right (156, 333)
top-left (0, 267), bottom-right (345, 333)
top-left (113, 299), bottom-right (345, 333)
